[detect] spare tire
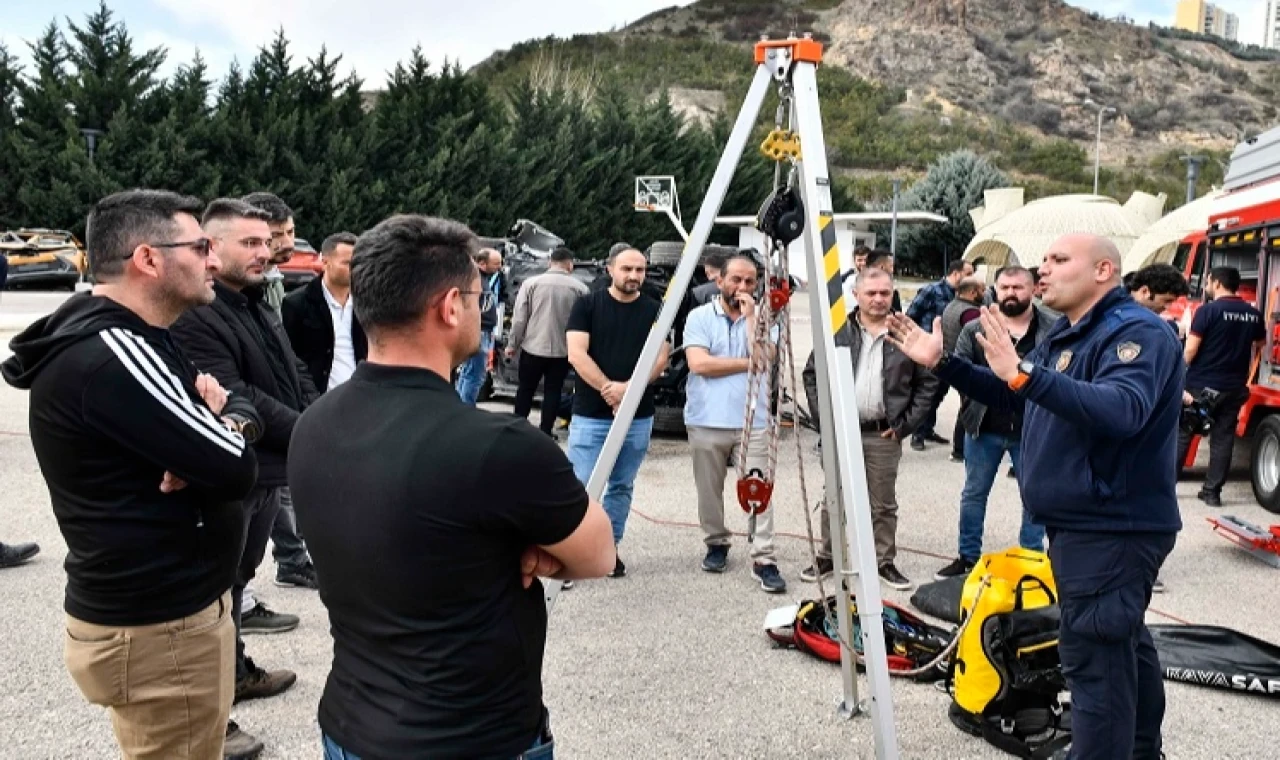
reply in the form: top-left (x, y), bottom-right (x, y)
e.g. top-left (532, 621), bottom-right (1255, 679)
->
top-left (648, 241), bottom-right (686, 268)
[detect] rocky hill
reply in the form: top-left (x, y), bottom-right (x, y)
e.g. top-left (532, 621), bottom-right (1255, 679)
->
top-left (475, 0), bottom-right (1280, 200)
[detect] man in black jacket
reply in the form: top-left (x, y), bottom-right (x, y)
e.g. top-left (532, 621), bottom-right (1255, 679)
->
top-left (2, 189), bottom-right (263, 760)
top-left (172, 198), bottom-right (312, 733)
top-left (283, 232), bottom-right (368, 392)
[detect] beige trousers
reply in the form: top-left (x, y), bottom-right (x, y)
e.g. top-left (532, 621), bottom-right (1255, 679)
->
top-left (819, 430), bottom-right (903, 566)
top-left (64, 592), bottom-right (234, 760)
top-left (689, 425), bottom-right (777, 563)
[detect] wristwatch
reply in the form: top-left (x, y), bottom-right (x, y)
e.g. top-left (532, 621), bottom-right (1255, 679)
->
top-left (931, 352), bottom-right (952, 373)
top-left (223, 413), bottom-right (262, 444)
top-left (1008, 360), bottom-right (1035, 392)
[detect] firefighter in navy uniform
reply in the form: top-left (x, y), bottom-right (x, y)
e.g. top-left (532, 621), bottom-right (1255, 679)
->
top-left (888, 233), bottom-right (1183, 760)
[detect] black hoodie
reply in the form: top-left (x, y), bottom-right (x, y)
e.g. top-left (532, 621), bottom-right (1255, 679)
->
top-left (2, 293), bottom-right (260, 625)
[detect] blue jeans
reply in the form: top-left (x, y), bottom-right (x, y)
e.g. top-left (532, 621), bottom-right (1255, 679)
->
top-left (322, 729), bottom-right (554, 759)
top-left (957, 432), bottom-right (1045, 561)
top-left (455, 331), bottom-right (494, 405)
top-left (567, 415), bottom-right (654, 544)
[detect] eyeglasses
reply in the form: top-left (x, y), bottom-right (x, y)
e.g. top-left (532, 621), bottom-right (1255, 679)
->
top-left (459, 290), bottom-right (497, 312)
top-left (150, 238), bottom-right (213, 257)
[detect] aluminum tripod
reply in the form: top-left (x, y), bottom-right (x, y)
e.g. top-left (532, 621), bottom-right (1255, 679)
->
top-left (543, 35), bottom-right (900, 758)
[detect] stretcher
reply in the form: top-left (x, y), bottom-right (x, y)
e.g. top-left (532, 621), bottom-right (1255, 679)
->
top-left (1206, 515), bottom-right (1280, 568)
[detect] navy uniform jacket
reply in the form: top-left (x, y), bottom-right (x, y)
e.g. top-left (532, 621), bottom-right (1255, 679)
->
top-left (938, 287), bottom-right (1183, 534)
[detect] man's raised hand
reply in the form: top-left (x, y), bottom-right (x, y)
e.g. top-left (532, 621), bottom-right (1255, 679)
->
top-left (886, 314), bottom-right (944, 368)
top-left (974, 306), bottom-right (1020, 382)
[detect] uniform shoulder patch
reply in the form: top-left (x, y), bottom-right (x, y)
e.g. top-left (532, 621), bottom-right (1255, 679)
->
top-left (1055, 350), bottom-right (1073, 372)
top-left (1117, 341), bottom-right (1142, 363)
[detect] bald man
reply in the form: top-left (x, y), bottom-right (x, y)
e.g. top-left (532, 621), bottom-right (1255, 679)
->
top-left (888, 234), bottom-right (1183, 760)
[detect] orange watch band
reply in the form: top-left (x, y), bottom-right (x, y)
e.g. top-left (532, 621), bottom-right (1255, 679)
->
top-left (1008, 372), bottom-right (1031, 392)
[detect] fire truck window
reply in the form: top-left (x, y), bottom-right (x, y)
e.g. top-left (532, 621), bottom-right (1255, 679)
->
top-left (1186, 242), bottom-right (1206, 298)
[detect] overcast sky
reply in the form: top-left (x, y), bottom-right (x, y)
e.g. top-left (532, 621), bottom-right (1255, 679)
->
top-left (0, 0), bottom-right (1270, 86)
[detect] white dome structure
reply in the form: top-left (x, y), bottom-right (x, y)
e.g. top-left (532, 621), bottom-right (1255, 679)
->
top-left (964, 192), bottom-right (1164, 271)
top-left (1121, 190), bottom-right (1223, 273)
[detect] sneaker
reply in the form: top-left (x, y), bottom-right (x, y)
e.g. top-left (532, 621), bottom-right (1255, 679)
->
top-left (224, 721), bottom-right (264, 760)
top-left (934, 557), bottom-right (975, 581)
top-left (1152, 576), bottom-right (1166, 594)
top-left (240, 602), bottom-right (300, 635)
top-left (910, 437), bottom-right (926, 451)
top-left (702, 545), bottom-right (729, 573)
top-left (608, 556), bottom-right (627, 578)
top-left (235, 657), bottom-right (297, 703)
top-left (948, 454), bottom-right (963, 463)
top-left (0, 541), bottom-right (39, 568)
top-left (800, 556), bottom-right (835, 583)
top-left (752, 563), bottom-right (787, 594)
top-left (274, 564), bottom-right (318, 589)
top-left (1197, 489), bottom-right (1222, 507)
top-left (560, 580), bottom-right (574, 590)
top-left (878, 563), bottom-right (912, 590)
top-left (926, 432), bottom-right (950, 445)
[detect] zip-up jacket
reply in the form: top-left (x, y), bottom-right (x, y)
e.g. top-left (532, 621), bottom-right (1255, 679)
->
top-left (172, 281), bottom-right (319, 487)
top-left (1, 293), bottom-right (260, 625)
top-left (937, 287), bottom-right (1184, 533)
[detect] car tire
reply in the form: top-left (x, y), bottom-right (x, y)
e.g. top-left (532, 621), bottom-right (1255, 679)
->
top-left (648, 241), bottom-right (685, 268)
top-left (652, 404), bottom-right (687, 436)
top-left (1250, 415), bottom-right (1280, 514)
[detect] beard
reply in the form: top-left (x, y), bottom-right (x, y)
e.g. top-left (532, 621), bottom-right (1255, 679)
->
top-left (999, 297), bottom-right (1031, 317)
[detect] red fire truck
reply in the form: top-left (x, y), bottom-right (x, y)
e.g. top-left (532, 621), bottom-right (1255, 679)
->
top-left (1167, 126), bottom-right (1280, 513)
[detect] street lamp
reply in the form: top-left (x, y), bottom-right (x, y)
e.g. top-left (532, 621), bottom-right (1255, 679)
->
top-left (1085, 100), bottom-right (1116, 196)
top-left (1180, 154), bottom-right (1206, 204)
top-left (79, 127), bottom-right (105, 163)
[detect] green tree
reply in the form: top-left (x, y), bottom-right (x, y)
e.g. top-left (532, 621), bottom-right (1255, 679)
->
top-left (896, 150), bottom-right (1010, 275)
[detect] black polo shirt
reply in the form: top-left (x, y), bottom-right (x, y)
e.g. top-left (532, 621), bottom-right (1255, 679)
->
top-left (289, 362), bottom-right (589, 759)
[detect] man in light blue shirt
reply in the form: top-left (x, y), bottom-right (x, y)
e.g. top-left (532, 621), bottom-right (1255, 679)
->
top-left (683, 254), bottom-right (785, 593)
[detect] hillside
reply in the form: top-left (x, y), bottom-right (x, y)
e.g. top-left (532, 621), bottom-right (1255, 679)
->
top-left (474, 0), bottom-right (1280, 202)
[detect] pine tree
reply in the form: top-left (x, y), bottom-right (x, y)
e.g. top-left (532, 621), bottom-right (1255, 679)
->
top-left (896, 150), bottom-right (1010, 274)
top-left (0, 43), bottom-right (25, 228)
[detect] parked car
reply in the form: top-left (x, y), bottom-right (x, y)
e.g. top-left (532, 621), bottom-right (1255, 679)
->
top-left (0, 228), bottom-right (87, 290)
top-left (279, 237), bottom-right (322, 290)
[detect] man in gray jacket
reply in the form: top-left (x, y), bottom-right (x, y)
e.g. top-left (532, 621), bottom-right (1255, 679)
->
top-left (507, 246), bottom-right (589, 435)
top-left (934, 266), bottom-right (1051, 580)
top-left (939, 277), bottom-right (986, 461)
top-left (800, 268), bottom-right (938, 589)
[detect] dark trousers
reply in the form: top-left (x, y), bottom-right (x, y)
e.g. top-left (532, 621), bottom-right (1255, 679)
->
top-left (1176, 386), bottom-right (1247, 494)
top-left (514, 351), bottom-right (570, 434)
top-left (1047, 529), bottom-right (1176, 760)
top-left (914, 381), bottom-right (951, 441)
top-left (270, 486), bottom-right (310, 574)
top-left (234, 486), bottom-right (282, 680)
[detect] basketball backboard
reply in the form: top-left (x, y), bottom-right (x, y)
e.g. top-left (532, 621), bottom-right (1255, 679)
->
top-left (635, 176), bottom-right (678, 214)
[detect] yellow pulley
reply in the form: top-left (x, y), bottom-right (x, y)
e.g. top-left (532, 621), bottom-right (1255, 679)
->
top-left (760, 129), bottom-right (801, 162)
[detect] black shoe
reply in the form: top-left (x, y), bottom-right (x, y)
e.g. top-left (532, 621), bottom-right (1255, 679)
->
top-left (608, 556), bottom-right (627, 578)
top-left (926, 433), bottom-right (950, 445)
top-left (702, 545), bottom-right (729, 573)
top-left (752, 563), bottom-right (787, 594)
top-left (1197, 489), bottom-right (1222, 507)
top-left (910, 437), bottom-right (926, 451)
top-left (1152, 576), bottom-right (1166, 594)
top-left (934, 557), bottom-right (975, 581)
top-left (224, 720), bottom-right (264, 760)
top-left (274, 564), bottom-right (318, 589)
top-left (800, 556), bottom-right (835, 583)
top-left (878, 563), bottom-right (912, 590)
top-left (561, 580), bottom-right (574, 590)
top-left (240, 602), bottom-right (300, 635)
top-left (1007, 467), bottom-right (1016, 478)
top-left (0, 541), bottom-right (39, 568)
top-left (235, 657), bottom-right (297, 703)
top-left (948, 454), bottom-right (963, 463)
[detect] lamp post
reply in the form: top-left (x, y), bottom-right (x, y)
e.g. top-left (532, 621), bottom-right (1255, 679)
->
top-left (1181, 154), bottom-right (1206, 204)
top-left (1085, 101), bottom-right (1116, 196)
top-left (79, 127), bottom-right (105, 163)
top-left (889, 177), bottom-right (902, 255)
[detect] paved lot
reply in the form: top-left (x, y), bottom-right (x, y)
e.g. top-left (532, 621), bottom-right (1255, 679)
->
top-left (0, 299), bottom-right (1277, 759)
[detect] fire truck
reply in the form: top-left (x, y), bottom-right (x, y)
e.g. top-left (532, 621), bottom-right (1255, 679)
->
top-left (1167, 126), bottom-right (1280, 514)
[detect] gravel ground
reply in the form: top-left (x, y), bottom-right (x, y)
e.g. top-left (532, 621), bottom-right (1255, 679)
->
top-left (0, 300), bottom-right (1276, 759)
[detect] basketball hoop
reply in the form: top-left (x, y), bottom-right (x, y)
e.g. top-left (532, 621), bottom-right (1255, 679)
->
top-left (634, 176), bottom-right (689, 241)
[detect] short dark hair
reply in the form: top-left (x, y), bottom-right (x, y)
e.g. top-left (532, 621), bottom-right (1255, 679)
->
top-left (201, 198), bottom-right (270, 228)
top-left (957, 277), bottom-right (985, 297)
top-left (550, 246), bottom-right (574, 264)
top-left (1209, 265), bottom-right (1241, 293)
top-left (86, 189), bottom-right (204, 280)
top-left (853, 245), bottom-right (871, 258)
top-left (865, 249), bottom-right (894, 269)
top-left (1127, 263), bottom-right (1189, 297)
top-left (240, 192), bottom-right (293, 223)
top-left (351, 215), bottom-right (480, 333)
top-left (721, 253), bottom-right (760, 276)
top-left (608, 245), bottom-right (645, 265)
top-left (704, 248), bottom-right (731, 271)
top-left (947, 259), bottom-right (969, 275)
top-left (996, 265), bottom-right (1034, 284)
top-left (321, 232), bottom-right (358, 256)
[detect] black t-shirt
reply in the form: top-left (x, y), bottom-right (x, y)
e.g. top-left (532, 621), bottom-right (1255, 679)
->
top-left (289, 363), bottom-right (589, 759)
top-left (979, 312), bottom-right (1040, 437)
top-left (567, 288), bottom-right (662, 419)
top-left (1186, 296), bottom-right (1265, 391)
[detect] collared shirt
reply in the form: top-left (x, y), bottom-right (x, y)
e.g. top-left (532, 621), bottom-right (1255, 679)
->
top-left (322, 281), bottom-right (357, 390)
top-left (907, 278), bottom-right (956, 333)
top-left (854, 315), bottom-right (887, 422)
top-left (682, 298), bottom-right (771, 429)
top-left (509, 269), bottom-right (589, 359)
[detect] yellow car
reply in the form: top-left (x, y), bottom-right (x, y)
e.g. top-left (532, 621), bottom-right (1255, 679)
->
top-left (0, 228), bottom-right (87, 290)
